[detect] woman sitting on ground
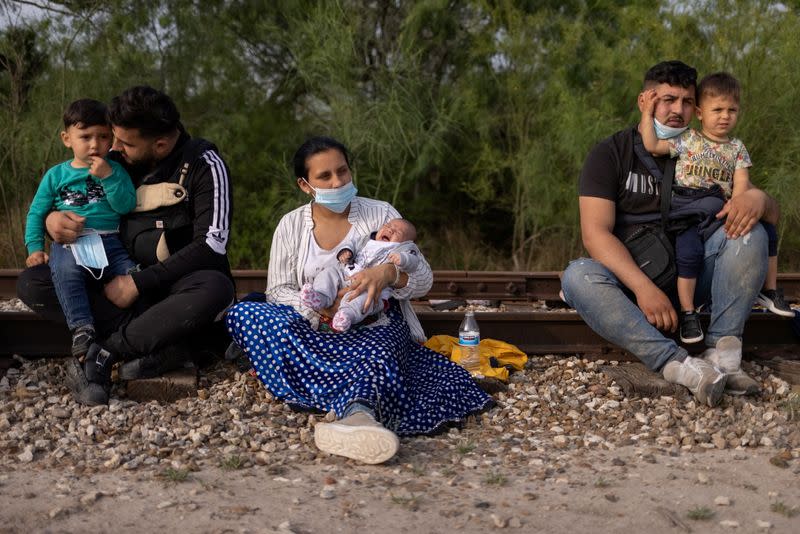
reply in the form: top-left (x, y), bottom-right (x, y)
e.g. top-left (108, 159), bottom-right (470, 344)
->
top-left (226, 136), bottom-right (492, 464)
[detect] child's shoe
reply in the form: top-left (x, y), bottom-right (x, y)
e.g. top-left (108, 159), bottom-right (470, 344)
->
top-left (71, 324), bottom-right (95, 360)
top-left (679, 311), bottom-right (703, 344)
top-left (332, 310), bottom-right (353, 332)
top-left (756, 288), bottom-right (795, 317)
top-left (300, 282), bottom-right (323, 309)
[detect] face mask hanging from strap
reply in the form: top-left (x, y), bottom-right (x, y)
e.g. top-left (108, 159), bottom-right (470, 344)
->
top-left (68, 232), bottom-right (108, 280)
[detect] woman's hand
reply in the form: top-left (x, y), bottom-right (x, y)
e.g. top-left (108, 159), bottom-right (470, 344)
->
top-left (346, 264), bottom-right (396, 312)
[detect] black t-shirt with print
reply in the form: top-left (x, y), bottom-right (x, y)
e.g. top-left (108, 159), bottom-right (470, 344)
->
top-left (579, 126), bottom-right (671, 237)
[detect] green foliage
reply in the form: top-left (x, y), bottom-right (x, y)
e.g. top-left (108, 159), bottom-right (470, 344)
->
top-left (160, 467), bottom-right (190, 483)
top-left (455, 439), bottom-right (475, 455)
top-left (686, 506), bottom-right (715, 520)
top-left (770, 500), bottom-right (799, 518)
top-left (1, 0), bottom-right (800, 270)
top-left (779, 393), bottom-right (800, 421)
top-left (219, 454), bottom-right (244, 470)
top-left (483, 470), bottom-right (508, 486)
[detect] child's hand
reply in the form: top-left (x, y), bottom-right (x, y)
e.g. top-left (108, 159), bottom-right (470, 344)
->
top-left (88, 157), bottom-right (113, 179)
top-left (26, 251), bottom-right (49, 267)
top-left (387, 253), bottom-right (400, 265)
top-left (642, 89), bottom-right (659, 114)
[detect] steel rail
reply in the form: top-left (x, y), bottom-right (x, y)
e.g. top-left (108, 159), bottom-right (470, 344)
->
top-left (2, 269), bottom-right (797, 358)
top-left (2, 307), bottom-right (797, 358)
top-left (3, 269), bottom-right (800, 301)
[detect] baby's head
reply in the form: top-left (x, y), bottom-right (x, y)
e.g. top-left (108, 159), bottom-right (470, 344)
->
top-left (60, 99), bottom-right (113, 165)
top-left (376, 218), bottom-right (416, 243)
top-left (337, 247), bottom-right (354, 264)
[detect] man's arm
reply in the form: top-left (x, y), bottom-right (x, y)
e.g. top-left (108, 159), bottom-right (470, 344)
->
top-left (639, 89), bottom-right (669, 156)
top-left (580, 196), bottom-right (677, 332)
top-left (639, 90), bottom-right (671, 156)
top-left (44, 211), bottom-right (86, 244)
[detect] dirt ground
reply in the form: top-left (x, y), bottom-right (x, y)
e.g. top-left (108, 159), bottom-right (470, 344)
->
top-left (1, 445), bottom-right (798, 533)
top-left (1, 352), bottom-right (799, 533)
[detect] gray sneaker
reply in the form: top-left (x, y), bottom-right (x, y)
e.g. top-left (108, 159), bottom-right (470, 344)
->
top-left (663, 356), bottom-right (727, 407)
top-left (314, 411), bottom-right (399, 464)
top-left (703, 336), bottom-right (760, 396)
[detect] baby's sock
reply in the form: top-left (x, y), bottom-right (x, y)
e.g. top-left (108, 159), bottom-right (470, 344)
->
top-left (300, 282), bottom-right (323, 310)
top-left (332, 309), bottom-right (355, 332)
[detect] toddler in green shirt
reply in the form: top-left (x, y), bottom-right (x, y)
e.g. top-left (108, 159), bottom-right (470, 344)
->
top-left (24, 99), bottom-right (136, 360)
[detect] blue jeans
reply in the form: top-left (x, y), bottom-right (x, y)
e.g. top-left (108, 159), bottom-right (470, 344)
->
top-left (561, 225), bottom-right (768, 372)
top-left (49, 233), bottom-right (136, 331)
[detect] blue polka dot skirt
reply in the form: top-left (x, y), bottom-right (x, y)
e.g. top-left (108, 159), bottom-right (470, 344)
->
top-left (226, 299), bottom-right (493, 436)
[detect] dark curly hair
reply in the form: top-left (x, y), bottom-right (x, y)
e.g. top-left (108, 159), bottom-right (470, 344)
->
top-left (697, 72), bottom-right (740, 105)
top-left (108, 86), bottom-right (180, 138)
top-left (63, 99), bottom-right (109, 129)
top-left (643, 60), bottom-right (697, 90)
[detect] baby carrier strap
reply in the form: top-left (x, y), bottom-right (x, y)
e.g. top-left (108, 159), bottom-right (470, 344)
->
top-left (123, 138), bottom-right (216, 266)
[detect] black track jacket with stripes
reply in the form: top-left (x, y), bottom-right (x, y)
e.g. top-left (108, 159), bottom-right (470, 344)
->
top-left (114, 130), bottom-right (233, 294)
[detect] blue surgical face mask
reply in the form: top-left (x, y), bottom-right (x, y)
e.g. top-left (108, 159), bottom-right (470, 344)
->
top-left (654, 118), bottom-right (688, 140)
top-left (303, 179), bottom-right (357, 213)
top-left (69, 232), bottom-right (108, 280)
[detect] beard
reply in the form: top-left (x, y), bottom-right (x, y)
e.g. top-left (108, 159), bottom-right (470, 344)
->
top-left (124, 149), bottom-right (160, 177)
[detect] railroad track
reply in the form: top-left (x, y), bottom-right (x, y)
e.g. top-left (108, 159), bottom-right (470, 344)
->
top-left (1, 269), bottom-right (798, 358)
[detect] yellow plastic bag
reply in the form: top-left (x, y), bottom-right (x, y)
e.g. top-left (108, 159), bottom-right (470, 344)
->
top-left (424, 335), bottom-right (528, 381)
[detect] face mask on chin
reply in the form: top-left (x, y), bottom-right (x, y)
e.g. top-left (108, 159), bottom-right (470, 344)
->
top-left (303, 179), bottom-right (357, 213)
top-left (654, 118), bottom-right (688, 139)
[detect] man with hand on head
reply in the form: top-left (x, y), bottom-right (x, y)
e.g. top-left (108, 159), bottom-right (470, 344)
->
top-left (560, 60), bottom-right (776, 407)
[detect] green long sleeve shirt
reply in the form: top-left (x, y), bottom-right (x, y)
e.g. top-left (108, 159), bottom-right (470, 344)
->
top-left (25, 159), bottom-right (136, 254)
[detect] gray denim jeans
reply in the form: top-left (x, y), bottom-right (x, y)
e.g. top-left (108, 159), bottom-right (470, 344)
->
top-left (560, 225), bottom-right (768, 372)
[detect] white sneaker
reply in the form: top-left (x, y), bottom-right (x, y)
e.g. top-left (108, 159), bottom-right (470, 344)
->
top-left (314, 411), bottom-right (399, 464)
top-left (663, 356), bottom-right (726, 407)
top-left (703, 336), bottom-right (760, 396)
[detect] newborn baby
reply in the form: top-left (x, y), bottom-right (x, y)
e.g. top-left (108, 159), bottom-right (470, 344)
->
top-left (301, 218), bottom-right (421, 332)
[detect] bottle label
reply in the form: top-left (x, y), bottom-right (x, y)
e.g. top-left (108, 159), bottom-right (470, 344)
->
top-left (459, 332), bottom-right (479, 346)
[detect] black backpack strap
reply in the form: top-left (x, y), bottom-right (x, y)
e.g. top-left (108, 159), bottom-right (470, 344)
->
top-left (632, 130), bottom-right (676, 229)
top-left (660, 158), bottom-right (675, 229)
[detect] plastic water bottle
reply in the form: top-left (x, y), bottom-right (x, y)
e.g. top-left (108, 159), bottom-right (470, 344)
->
top-left (458, 311), bottom-right (481, 373)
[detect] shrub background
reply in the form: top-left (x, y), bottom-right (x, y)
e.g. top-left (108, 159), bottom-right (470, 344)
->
top-left (1, 0), bottom-right (798, 271)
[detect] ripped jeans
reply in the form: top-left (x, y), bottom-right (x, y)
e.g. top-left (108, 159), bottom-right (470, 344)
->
top-left (560, 225), bottom-right (768, 372)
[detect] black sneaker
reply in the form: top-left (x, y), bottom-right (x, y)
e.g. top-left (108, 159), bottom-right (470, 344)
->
top-left (71, 325), bottom-right (95, 359)
top-left (680, 311), bottom-right (704, 344)
top-left (224, 341), bottom-right (253, 372)
top-left (756, 288), bottom-right (795, 317)
top-left (117, 344), bottom-right (190, 380)
top-left (65, 343), bottom-right (116, 406)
